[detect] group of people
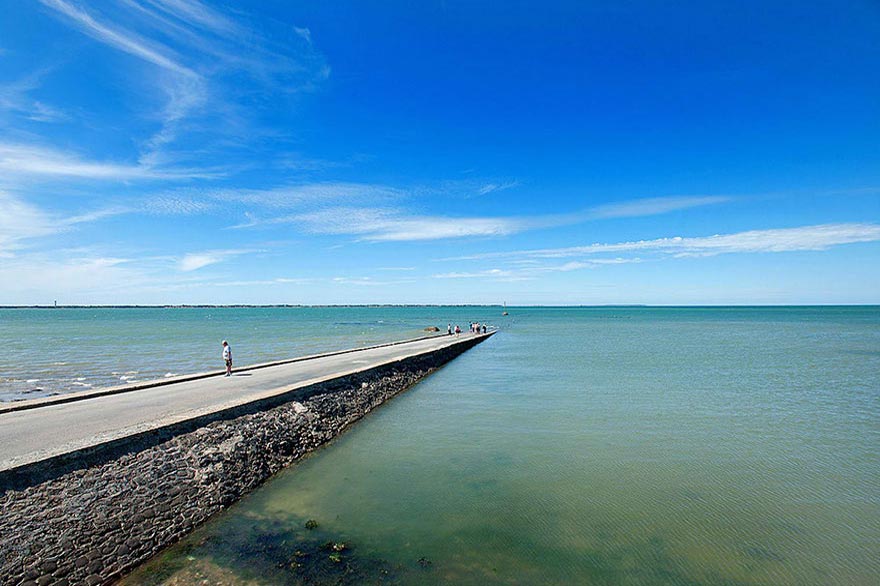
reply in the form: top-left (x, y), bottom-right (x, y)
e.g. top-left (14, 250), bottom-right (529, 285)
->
top-left (445, 322), bottom-right (488, 336)
top-left (222, 320), bottom-right (490, 375)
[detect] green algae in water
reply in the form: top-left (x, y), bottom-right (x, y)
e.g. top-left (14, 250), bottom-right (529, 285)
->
top-left (122, 513), bottom-right (401, 585)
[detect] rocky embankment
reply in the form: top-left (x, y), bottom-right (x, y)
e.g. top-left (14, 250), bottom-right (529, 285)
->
top-left (0, 338), bottom-right (483, 586)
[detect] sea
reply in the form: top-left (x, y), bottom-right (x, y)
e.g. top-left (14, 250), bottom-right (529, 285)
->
top-left (2, 306), bottom-right (878, 585)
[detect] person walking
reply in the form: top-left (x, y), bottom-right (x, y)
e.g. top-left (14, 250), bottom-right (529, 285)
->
top-left (222, 340), bottom-right (232, 376)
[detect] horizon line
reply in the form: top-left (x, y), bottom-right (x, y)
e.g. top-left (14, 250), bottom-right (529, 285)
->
top-left (1, 304), bottom-right (877, 309)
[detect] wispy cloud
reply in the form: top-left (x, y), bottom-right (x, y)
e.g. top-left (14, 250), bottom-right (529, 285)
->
top-left (275, 153), bottom-right (346, 172)
top-left (431, 268), bottom-right (529, 281)
top-left (0, 191), bottom-right (56, 255)
top-left (39, 0), bottom-right (196, 76)
top-left (39, 0), bottom-right (206, 166)
top-left (145, 195), bottom-right (216, 215)
top-left (446, 223), bottom-right (880, 261)
top-left (135, 184), bottom-right (730, 242)
top-left (140, 0), bottom-right (239, 35)
top-left (144, 182), bottom-right (398, 220)
top-left (0, 248), bottom-right (227, 303)
top-left (39, 0), bottom-right (329, 167)
top-left (217, 183), bottom-right (401, 209)
top-left (205, 277), bottom-right (315, 287)
top-left (0, 254), bottom-right (142, 298)
top-left (292, 207), bottom-right (527, 241)
top-left (0, 70), bottom-right (68, 123)
top-left (27, 101), bottom-right (69, 122)
top-left (293, 26), bottom-right (312, 44)
top-left (0, 142), bottom-right (212, 181)
top-left (476, 180), bottom-right (520, 196)
top-left (433, 259), bottom-right (639, 281)
top-left (63, 206), bottom-right (131, 225)
top-left (274, 193), bottom-right (729, 242)
top-left (587, 196), bottom-right (729, 219)
top-left (178, 248), bottom-right (258, 271)
top-left (331, 276), bottom-right (415, 287)
top-left (0, 191), bottom-right (129, 256)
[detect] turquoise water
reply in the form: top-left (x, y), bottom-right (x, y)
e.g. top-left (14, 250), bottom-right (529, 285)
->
top-left (0, 306), bottom-right (499, 401)
top-left (7, 307), bottom-right (880, 584)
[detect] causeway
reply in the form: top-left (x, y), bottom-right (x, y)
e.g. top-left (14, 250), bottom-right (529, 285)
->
top-left (0, 331), bottom-right (492, 474)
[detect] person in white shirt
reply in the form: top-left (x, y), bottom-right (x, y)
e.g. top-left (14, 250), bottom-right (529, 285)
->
top-left (222, 340), bottom-right (232, 376)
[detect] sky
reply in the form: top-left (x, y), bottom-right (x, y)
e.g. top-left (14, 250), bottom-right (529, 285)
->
top-left (1, 0), bottom-right (879, 305)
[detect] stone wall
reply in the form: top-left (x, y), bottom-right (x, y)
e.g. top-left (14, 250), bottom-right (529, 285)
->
top-left (0, 336), bottom-right (485, 586)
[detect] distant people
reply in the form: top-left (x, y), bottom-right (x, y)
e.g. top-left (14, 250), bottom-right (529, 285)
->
top-left (482, 324), bottom-right (487, 334)
top-left (222, 340), bottom-right (232, 376)
top-left (447, 323), bottom-right (452, 335)
top-left (454, 324), bottom-right (461, 337)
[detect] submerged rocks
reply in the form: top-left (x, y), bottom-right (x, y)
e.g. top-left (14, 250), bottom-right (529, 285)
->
top-left (423, 326), bottom-right (440, 332)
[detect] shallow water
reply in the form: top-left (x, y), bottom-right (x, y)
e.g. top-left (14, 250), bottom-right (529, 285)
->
top-left (19, 306), bottom-right (880, 585)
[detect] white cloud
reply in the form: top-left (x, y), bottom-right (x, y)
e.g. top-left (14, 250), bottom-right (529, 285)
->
top-left (0, 191), bottom-right (56, 254)
top-left (432, 258), bottom-right (640, 280)
top-left (285, 194), bottom-right (729, 242)
top-left (205, 277), bottom-right (314, 287)
top-left (139, 183), bottom-right (400, 227)
top-left (145, 195), bottom-right (215, 215)
top-left (141, 0), bottom-right (239, 35)
top-left (27, 101), bottom-right (69, 122)
top-left (63, 206), bottom-right (131, 225)
top-left (432, 268), bottom-right (523, 280)
top-left (587, 196), bottom-right (729, 219)
top-left (0, 142), bottom-right (210, 180)
top-left (292, 207), bottom-right (527, 241)
top-left (0, 71), bottom-right (68, 122)
top-left (262, 194), bottom-right (732, 241)
top-left (0, 254), bottom-right (147, 303)
top-left (448, 223), bottom-right (880, 261)
top-left (137, 187), bottom-right (734, 243)
top-left (39, 0), bottom-right (208, 163)
top-left (0, 191), bottom-right (128, 256)
top-left (232, 191), bottom-right (731, 242)
top-left (331, 276), bottom-right (415, 287)
top-left (476, 181), bottom-right (520, 196)
top-left (39, 0), bottom-right (328, 168)
top-left (178, 248), bottom-right (257, 271)
top-left (216, 183), bottom-right (401, 209)
top-left (39, 0), bottom-right (196, 76)
top-left (293, 26), bottom-right (312, 44)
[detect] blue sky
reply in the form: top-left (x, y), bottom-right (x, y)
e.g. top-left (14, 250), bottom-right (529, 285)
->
top-left (1, 0), bottom-right (879, 305)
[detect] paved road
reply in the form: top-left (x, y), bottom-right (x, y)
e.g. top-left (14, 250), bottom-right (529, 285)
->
top-left (0, 332), bottom-right (491, 473)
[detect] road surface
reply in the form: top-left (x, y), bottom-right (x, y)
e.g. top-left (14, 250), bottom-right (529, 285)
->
top-left (0, 332), bottom-right (492, 473)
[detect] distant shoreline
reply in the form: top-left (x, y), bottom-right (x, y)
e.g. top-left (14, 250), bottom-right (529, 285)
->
top-left (0, 304), bottom-right (876, 309)
top-left (1, 304), bottom-right (506, 309)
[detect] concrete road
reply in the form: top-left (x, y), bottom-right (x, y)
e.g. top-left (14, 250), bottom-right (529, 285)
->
top-left (0, 332), bottom-right (491, 473)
